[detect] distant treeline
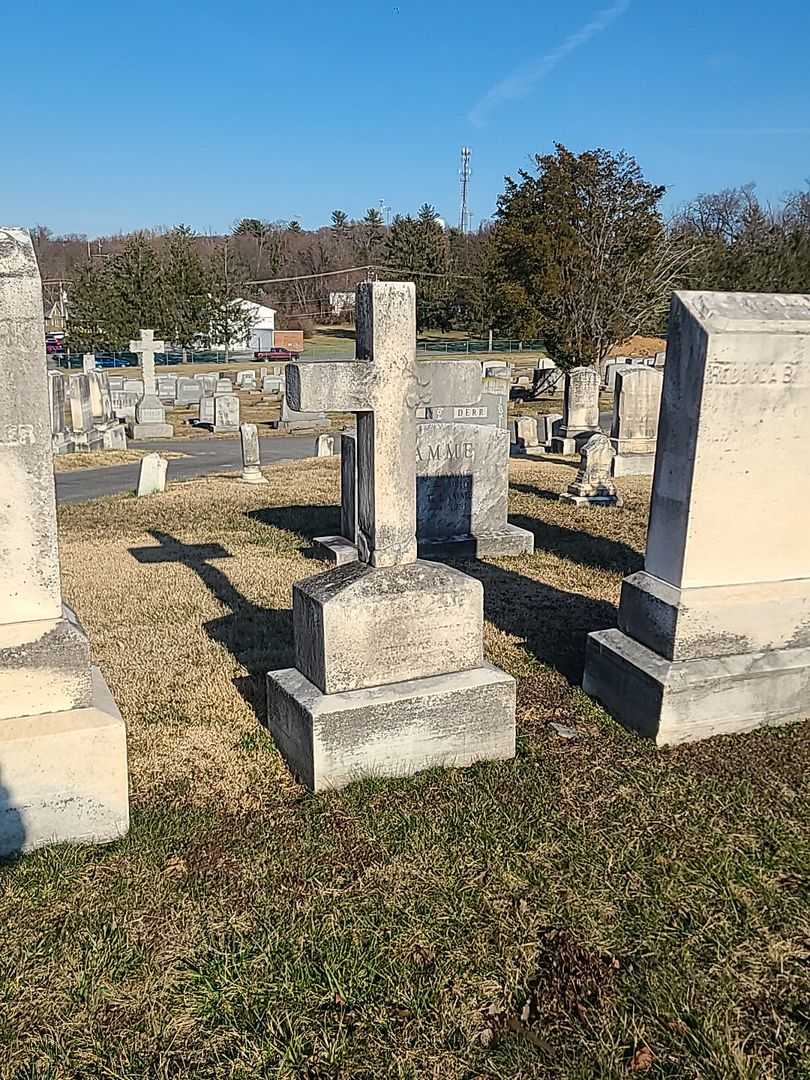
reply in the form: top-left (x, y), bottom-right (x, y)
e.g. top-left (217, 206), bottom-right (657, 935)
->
top-left (33, 146), bottom-right (810, 367)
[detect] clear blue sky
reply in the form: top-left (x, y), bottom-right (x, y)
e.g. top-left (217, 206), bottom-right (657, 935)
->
top-left (3, 0), bottom-right (808, 236)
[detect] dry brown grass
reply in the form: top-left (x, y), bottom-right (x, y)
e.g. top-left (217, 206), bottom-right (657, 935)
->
top-left (0, 457), bottom-right (807, 1079)
top-left (53, 449), bottom-right (188, 472)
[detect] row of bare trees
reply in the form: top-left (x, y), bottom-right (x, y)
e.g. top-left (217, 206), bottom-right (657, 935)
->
top-left (33, 152), bottom-right (810, 365)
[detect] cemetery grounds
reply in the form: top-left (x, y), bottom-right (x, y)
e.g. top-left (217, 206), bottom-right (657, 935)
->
top-left (0, 455), bottom-right (807, 1079)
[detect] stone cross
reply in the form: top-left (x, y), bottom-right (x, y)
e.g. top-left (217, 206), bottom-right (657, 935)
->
top-left (286, 282), bottom-right (481, 567)
top-left (129, 328), bottom-right (164, 399)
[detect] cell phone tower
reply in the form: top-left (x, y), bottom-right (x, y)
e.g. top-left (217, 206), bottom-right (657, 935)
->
top-left (458, 146), bottom-right (472, 233)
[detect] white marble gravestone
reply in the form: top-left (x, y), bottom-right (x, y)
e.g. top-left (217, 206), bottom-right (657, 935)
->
top-left (67, 373), bottom-right (103, 451)
top-left (0, 228), bottom-right (129, 856)
top-left (551, 366), bottom-right (600, 454)
top-left (214, 393), bottom-right (240, 432)
top-left (560, 432), bottom-right (621, 506)
top-left (129, 329), bottom-right (172, 439)
top-left (266, 282), bottom-right (516, 790)
top-left (240, 423), bottom-right (268, 484)
top-left (584, 290), bottom-right (810, 746)
top-left (136, 452), bottom-right (168, 496)
top-left (610, 367), bottom-right (663, 476)
top-left (47, 371), bottom-right (69, 455)
top-left (82, 352), bottom-right (96, 374)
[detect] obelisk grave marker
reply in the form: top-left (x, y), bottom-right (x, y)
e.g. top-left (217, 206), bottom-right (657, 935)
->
top-left (266, 281), bottom-right (516, 790)
top-left (0, 227), bottom-right (129, 855)
top-left (584, 290), bottom-right (810, 745)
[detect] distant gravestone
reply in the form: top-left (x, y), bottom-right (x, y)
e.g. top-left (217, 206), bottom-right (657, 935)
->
top-left (123, 378), bottom-right (144, 396)
top-left (195, 373), bottom-right (218, 395)
top-left (129, 329), bottom-right (172, 439)
top-left (584, 290), bottom-right (810, 746)
top-left (198, 395), bottom-right (215, 426)
top-left (274, 394), bottom-right (327, 432)
top-left (0, 227), bottom-right (128, 856)
top-left (560, 432), bottom-right (620, 506)
top-left (107, 375), bottom-right (125, 392)
top-left (316, 432), bottom-right (336, 456)
top-left (610, 367), bottom-right (663, 476)
top-left (239, 423), bottom-right (268, 484)
top-left (551, 367), bottom-right (600, 453)
top-left (511, 415), bottom-right (542, 456)
top-left (136, 452), bottom-right (168, 496)
top-left (67, 373), bottom-right (102, 450)
top-left (82, 352), bottom-right (96, 373)
top-left (47, 371), bottom-right (69, 455)
top-left (236, 369), bottom-right (257, 389)
top-left (262, 375), bottom-right (284, 396)
top-left (214, 378), bottom-right (232, 396)
top-left (157, 375), bottom-right (177, 403)
top-left (110, 390), bottom-right (140, 424)
top-left (538, 412), bottom-right (563, 446)
top-left (88, 370), bottom-right (127, 450)
top-left (214, 393), bottom-right (240, 432)
top-left (176, 378), bottom-right (202, 405)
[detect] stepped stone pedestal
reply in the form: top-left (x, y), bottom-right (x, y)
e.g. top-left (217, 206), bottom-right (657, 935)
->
top-left (583, 290), bottom-right (810, 745)
top-left (0, 228), bottom-right (129, 855)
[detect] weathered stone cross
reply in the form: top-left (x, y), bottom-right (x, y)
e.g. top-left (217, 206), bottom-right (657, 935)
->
top-left (286, 281), bottom-right (481, 567)
top-left (129, 328), bottom-right (164, 399)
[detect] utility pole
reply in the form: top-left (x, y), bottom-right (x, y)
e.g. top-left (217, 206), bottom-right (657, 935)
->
top-left (459, 147), bottom-right (472, 234)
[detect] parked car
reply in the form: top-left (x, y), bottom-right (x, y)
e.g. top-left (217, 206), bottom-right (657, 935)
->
top-left (254, 346), bottom-right (300, 361)
top-left (96, 356), bottom-right (137, 368)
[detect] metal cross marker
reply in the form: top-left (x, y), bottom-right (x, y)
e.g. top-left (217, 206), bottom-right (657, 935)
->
top-left (129, 328), bottom-right (165, 398)
top-left (287, 282), bottom-right (482, 567)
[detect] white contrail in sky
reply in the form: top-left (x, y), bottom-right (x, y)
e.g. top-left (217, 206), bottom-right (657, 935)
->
top-left (468, 0), bottom-right (632, 127)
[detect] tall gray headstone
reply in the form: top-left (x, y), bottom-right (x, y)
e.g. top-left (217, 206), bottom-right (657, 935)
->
top-left (47, 371), bottom-right (69, 455)
top-left (551, 366), bottom-right (600, 454)
top-left (610, 367), bottom-right (663, 476)
top-left (266, 282), bottom-right (516, 790)
top-left (584, 290), bottom-right (810, 746)
top-left (0, 227), bottom-right (128, 856)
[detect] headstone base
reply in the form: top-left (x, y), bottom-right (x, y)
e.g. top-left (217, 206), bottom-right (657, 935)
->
top-left (551, 431), bottom-right (596, 455)
top-left (0, 665), bottom-right (129, 857)
top-left (214, 424), bottom-right (239, 434)
top-left (418, 524), bottom-right (535, 559)
top-left (511, 445), bottom-right (546, 458)
top-left (98, 422), bottom-right (128, 451)
top-left (68, 430), bottom-right (104, 452)
top-left (51, 433), bottom-right (70, 456)
top-left (129, 422), bottom-right (173, 440)
top-left (560, 492), bottom-right (622, 507)
top-left (314, 523), bottom-right (535, 564)
top-left (266, 662), bottom-right (516, 792)
top-left (313, 535), bottom-right (360, 566)
top-left (612, 453), bottom-right (655, 477)
top-left (241, 466), bottom-right (269, 485)
top-left (583, 628), bottom-right (810, 747)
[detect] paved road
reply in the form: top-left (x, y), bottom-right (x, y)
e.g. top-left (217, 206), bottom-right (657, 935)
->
top-left (55, 435), bottom-right (317, 504)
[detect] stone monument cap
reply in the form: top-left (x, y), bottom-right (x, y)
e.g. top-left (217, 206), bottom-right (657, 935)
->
top-left (678, 290), bottom-right (810, 334)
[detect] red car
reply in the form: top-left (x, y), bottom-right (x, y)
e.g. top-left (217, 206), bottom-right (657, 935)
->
top-left (254, 346), bottom-right (299, 361)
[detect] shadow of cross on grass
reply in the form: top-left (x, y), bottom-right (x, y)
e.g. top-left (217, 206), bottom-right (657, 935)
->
top-left (129, 530), bottom-right (293, 720)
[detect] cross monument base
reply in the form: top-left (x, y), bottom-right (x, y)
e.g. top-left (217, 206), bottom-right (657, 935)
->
top-left (266, 662), bottom-right (515, 792)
